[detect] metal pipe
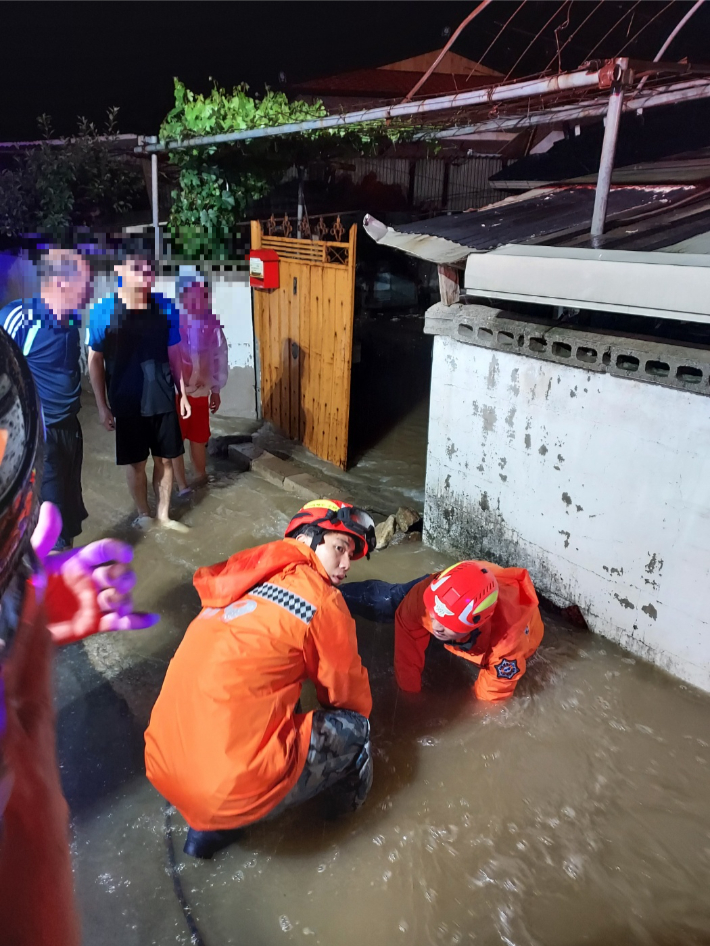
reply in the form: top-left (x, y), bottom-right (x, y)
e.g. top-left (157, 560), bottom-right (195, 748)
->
top-left (590, 84), bottom-right (625, 244)
top-left (402, 0), bottom-right (493, 102)
top-left (636, 0), bottom-right (706, 94)
top-left (429, 78), bottom-right (710, 138)
top-left (136, 67), bottom-right (605, 154)
top-left (151, 153), bottom-right (160, 260)
top-left (296, 168), bottom-right (305, 240)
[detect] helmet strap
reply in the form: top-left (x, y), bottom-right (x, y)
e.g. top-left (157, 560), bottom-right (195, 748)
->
top-left (304, 525), bottom-right (327, 552)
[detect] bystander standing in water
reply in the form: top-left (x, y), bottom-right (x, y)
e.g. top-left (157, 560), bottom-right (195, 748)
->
top-left (86, 242), bottom-right (191, 532)
top-left (1, 248), bottom-right (91, 550)
top-left (171, 266), bottom-right (228, 495)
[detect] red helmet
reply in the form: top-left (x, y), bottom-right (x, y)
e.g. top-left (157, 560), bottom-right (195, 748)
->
top-left (423, 561), bottom-right (499, 635)
top-left (285, 499), bottom-right (376, 560)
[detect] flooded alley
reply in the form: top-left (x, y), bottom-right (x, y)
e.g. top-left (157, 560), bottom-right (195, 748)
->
top-left (58, 394), bottom-right (710, 946)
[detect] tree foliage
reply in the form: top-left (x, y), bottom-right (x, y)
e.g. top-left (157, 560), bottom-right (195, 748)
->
top-left (0, 109), bottom-right (145, 240)
top-left (161, 79), bottom-right (410, 259)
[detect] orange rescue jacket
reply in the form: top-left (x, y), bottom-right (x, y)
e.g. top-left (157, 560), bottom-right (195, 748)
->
top-left (394, 561), bottom-right (544, 702)
top-left (144, 539), bottom-right (372, 831)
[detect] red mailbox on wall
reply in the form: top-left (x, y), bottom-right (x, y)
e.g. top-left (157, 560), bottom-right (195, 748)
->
top-left (247, 248), bottom-right (280, 290)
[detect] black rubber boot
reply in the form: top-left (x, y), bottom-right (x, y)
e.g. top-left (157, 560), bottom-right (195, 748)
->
top-left (183, 826), bottom-right (245, 859)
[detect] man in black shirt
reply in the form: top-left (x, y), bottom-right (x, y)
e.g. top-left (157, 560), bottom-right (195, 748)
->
top-left (87, 247), bottom-right (191, 531)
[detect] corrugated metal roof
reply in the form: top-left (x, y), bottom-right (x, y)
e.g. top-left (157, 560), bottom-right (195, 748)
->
top-left (365, 186), bottom-right (710, 264)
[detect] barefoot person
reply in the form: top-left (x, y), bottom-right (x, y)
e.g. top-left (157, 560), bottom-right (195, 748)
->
top-left (171, 266), bottom-right (228, 495)
top-left (145, 500), bottom-right (376, 859)
top-left (86, 242), bottom-right (191, 531)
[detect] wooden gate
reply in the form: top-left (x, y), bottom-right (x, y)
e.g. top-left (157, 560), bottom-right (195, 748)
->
top-left (250, 219), bottom-right (357, 470)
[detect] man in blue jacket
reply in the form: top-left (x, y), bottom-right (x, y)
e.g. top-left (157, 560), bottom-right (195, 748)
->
top-left (1, 248), bottom-right (91, 550)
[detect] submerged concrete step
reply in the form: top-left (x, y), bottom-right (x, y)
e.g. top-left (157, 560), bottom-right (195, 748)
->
top-left (228, 444), bottom-right (352, 503)
top-left (282, 472), bottom-right (350, 502)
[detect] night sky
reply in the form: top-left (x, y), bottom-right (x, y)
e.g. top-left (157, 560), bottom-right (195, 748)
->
top-left (4, 1), bottom-right (710, 141)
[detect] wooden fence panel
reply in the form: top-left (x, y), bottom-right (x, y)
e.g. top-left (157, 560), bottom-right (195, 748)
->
top-left (250, 221), bottom-right (356, 469)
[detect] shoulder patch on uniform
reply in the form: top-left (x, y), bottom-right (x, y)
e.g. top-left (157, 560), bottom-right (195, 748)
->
top-left (249, 582), bottom-right (317, 624)
top-left (223, 599), bottom-right (258, 621)
top-left (495, 658), bottom-right (520, 680)
top-left (199, 607), bottom-right (222, 620)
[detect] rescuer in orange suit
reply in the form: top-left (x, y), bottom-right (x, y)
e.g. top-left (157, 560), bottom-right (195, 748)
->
top-left (145, 500), bottom-right (377, 860)
top-left (341, 560), bottom-right (544, 702)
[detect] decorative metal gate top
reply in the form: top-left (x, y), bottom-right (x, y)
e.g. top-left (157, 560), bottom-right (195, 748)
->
top-left (258, 214), bottom-right (350, 265)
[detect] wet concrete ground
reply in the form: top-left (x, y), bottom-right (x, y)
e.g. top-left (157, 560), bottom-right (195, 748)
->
top-left (57, 392), bottom-right (710, 946)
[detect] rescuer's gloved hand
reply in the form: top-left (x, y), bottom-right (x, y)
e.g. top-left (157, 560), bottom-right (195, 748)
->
top-left (31, 502), bottom-right (160, 645)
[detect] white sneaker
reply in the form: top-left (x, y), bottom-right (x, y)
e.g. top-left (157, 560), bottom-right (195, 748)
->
top-left (132, 515), bottom-right (155, 531)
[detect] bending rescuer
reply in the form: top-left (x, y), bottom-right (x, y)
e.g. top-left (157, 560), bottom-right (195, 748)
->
top-left (145, 500), bottom-right (377, 859)
top-left (341, 560), bottom-right (544, 702)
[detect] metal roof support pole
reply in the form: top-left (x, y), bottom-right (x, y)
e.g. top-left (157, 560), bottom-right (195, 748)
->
top-left (296, 167), bottom-right (305, 239)
top-left (590, 83), bottom-right (625, 246)
top-left (151, 152), bottom-right (160, 260)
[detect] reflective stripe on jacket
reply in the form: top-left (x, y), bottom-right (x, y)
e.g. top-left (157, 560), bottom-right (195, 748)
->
top-left (394, 562), bottom-right (544, 702)
top-left (145, 539), bottom-right (372, 830)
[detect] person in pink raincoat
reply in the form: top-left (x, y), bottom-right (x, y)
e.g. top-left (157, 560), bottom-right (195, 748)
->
top-left (171, 267), bottom-right (229, 494)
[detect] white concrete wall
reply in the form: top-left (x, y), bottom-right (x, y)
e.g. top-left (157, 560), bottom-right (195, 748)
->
top-left (425, 334), bottom-right (710, 693)
top-left (154, 270), bottom-right (256, 418)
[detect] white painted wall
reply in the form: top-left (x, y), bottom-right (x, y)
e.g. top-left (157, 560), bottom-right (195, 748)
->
top-left (425, 334), bottom-right (710, 693)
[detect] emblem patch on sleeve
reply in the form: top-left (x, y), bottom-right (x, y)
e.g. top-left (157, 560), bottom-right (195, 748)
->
top-left (495, 658), bottom-right (520, 680)
top-left (223, 599), bottom-right (258, 621)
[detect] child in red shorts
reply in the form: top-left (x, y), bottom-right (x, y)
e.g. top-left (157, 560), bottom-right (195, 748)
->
top-left (172, 267), bottom-right (229, 494)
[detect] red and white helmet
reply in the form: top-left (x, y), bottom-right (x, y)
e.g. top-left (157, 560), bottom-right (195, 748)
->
top-left (284, 499), bottom-right (376, 560)
top-left (423, 561), bottom-right (499, 635)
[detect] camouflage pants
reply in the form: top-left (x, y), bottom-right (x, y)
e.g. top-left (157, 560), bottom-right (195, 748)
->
top-left (269, 709), bottom-right (373, 819)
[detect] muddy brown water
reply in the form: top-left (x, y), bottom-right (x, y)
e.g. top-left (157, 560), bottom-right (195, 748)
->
top-left (55, 394), bottom-right (710, 946)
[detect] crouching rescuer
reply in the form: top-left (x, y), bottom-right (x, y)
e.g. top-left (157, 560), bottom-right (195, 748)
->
top-left (341, 561), bottom-right (544, 702)
top-left (145, 500), bottom-right (377, 859)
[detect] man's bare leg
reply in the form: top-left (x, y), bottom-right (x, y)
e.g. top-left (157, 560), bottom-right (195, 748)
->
top-left (152, 456), bottom-right (173, 521)
top-left (126, 461), bottom-right (151, 522)
top-left (154, 456), bottom-right (189, 531)
top-left (172, 454), bottom-right (189, 493)
top-left (190, 441), bottom-right (208, 485)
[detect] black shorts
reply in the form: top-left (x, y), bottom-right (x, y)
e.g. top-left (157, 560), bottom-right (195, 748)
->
top-left (42, 414), bottom-right (88, 546)
top-left (115, 411), bottom-right (185, 466)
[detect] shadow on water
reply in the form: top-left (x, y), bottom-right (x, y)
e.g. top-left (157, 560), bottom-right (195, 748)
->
top-left (55, 574), bottom-right (204, 817)
top-left (55, 646), bottom-right (147, 815)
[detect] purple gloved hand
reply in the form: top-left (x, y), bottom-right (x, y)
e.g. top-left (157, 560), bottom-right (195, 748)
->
top-left (31, 503), bottom-right (160, 644)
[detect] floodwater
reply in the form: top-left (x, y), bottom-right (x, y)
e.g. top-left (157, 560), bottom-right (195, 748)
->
top-left (56, 393), bottom-right (710, 946)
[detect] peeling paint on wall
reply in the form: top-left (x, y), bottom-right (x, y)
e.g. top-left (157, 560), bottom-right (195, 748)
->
top-left (487, 354), bottom-right (500, 391)
top-left (481, 406), bottom-right (497, 432)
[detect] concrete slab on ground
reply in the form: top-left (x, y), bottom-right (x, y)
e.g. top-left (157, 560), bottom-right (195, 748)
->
top-left (250, 453), bottom-right (303, 487)
top-left (282, 471), bottom-right (351, 502)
